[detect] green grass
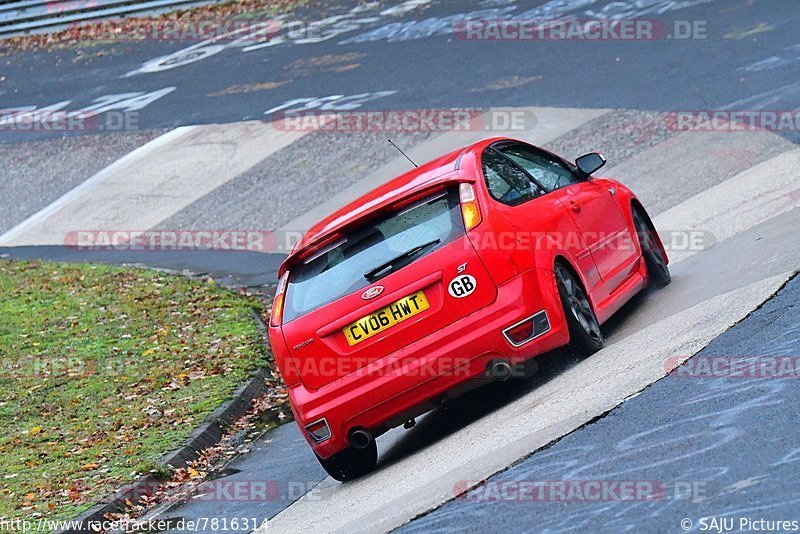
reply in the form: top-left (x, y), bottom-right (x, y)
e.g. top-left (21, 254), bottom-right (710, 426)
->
top-left (0, 260), bottom-right (269, 521)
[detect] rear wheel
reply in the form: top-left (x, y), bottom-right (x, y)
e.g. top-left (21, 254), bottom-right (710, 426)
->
top-left (555, 263), bottom-right (604, 356)
top-left (315, 440), bottom-right (377, 482)
top-left (633, 208), bottom-right (670, 288)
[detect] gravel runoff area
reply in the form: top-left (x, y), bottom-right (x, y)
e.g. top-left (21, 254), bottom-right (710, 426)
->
top-left (0, 129), bottom-right (168, 235)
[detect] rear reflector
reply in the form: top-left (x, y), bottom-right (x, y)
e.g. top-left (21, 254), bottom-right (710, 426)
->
top-left (305, 418), bottom-right (331, 443)
top-left (503, 310), bottom-right (550, 347)
top-left (504, 320), bottom-right (533, 344)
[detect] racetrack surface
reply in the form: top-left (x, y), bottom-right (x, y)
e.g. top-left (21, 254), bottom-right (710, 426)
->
top-left (1, 1), bottom-right (800, 532)
top-left (401, 273), bottom-right (800, 533)
top-left (2, 0), bottom-right (800, 142)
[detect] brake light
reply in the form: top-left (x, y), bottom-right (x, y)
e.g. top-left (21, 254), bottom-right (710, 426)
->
top-left (459, 183), bottom-right (482, 230)
top-left (270, 272), bottom-right (289, 327)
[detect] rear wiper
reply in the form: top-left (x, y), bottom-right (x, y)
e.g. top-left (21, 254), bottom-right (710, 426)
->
top-left (364, 239), bottom-right (441, 281)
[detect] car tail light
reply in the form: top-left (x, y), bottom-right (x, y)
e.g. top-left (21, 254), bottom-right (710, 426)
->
top-left (305, 418), bottom-right (331, 443)
top-left (270, 272), bottom-right (289, 327)
top-left (502, 311), bottom-right (550, 347)
top-left (459, 183), bottom-right (482, 230)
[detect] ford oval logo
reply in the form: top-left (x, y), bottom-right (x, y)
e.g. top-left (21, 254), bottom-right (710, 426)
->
top-left (361, 286), bottom-right (384, 300)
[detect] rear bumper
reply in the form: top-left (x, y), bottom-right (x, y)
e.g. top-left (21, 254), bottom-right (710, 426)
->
top-left (288, 267), bottom-right (569, 458)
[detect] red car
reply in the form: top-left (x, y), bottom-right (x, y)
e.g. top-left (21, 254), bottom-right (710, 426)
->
top-left (268, 137), bottom-right (669, 481)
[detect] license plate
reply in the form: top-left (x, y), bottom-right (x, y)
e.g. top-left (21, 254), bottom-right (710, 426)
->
top-left (343, 291), bottom-right (430, 346)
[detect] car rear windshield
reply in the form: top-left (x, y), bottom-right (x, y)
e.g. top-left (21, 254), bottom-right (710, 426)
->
top-left (283, 188), bottom-right (464, 323)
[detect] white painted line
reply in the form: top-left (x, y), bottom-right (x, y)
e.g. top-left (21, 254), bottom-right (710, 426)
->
top-left (0, 126), bottom-right (197, 246)
top-left (721, 80), bottom-right (800, 111)
top-left (0, 122), bottom-right (309, 247)
top-left (655, 149), bottom-right (800, 264)
top-left (605, 127), bottom-right (794, 216)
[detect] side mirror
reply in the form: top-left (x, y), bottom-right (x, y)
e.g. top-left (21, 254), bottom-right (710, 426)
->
top-left (575, 152), bottom-right (606, 177)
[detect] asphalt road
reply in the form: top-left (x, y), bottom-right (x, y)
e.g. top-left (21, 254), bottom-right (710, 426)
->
top-left (2, 0), bottom-right (800, 141)
top-left (401, 274), bottom-right (800, 534)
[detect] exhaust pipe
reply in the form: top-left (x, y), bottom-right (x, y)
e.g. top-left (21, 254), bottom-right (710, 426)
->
top-left (489, 360), bottom-right (513, 381)
top-left (349, 428), bottom-right (373, 450)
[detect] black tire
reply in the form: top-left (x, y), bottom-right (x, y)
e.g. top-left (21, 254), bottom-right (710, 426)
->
top-left (633, 208), bottom-right (671, 288)
top-left (555, 263), bottom-right (604, 356)
top-left (315, 440), bottom-right (377, 482)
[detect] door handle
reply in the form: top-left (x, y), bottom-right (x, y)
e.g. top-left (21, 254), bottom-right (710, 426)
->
top-left (569, 200), bottom-right (581, 213)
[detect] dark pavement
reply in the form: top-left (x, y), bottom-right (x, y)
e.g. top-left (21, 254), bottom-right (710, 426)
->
top-left (2, 0), bottom-right (800, 142)
top-left (399, 274), bottom-right (800, 533)
top-left (160, 424), bottom-right (326, 531)
top-left (0, 246), bottom-right (285, 289)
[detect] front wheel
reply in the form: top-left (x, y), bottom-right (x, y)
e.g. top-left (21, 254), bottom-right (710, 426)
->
top-left (555, 263), bottom-right (604, 357)
top-left (315, 440), bottom-right (377, 482)
top-left (633, 209), bottom-right (671, 288)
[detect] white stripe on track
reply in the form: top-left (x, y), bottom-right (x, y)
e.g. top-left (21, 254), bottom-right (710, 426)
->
top-left (0, 122), bottom-right (308, 246)
top-left (0, 126), bottom-right (197, 246)
top-left (655, 149), bottom-right (800, 264)
top-left (259, 272), bottom-right (793, 534)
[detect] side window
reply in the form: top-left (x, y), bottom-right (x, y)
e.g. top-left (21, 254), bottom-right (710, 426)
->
top-left (499, 144), bottom-right (581, 191)
top-left (482, 149), bottom-right (542, 206)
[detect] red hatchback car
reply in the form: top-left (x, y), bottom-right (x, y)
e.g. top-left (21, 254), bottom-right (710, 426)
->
top-left (268, 137), bottom-right (669, 481)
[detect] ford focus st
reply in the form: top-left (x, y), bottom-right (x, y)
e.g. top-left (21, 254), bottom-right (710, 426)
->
top-left (267, 137), bottom-right (670, 481)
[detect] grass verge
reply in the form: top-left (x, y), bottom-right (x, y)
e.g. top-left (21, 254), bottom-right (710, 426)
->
top-left (0, 259), bottom-right (269, 521)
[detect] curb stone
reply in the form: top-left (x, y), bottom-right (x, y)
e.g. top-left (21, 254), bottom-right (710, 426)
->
top-left (60, 369), bottom-right (269, 533)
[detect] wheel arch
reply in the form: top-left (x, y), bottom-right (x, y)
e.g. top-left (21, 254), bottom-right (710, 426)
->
top-left (553, 254), bottom-right (596, 309)
top-left (629, 199), bottom-right (670, 265)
